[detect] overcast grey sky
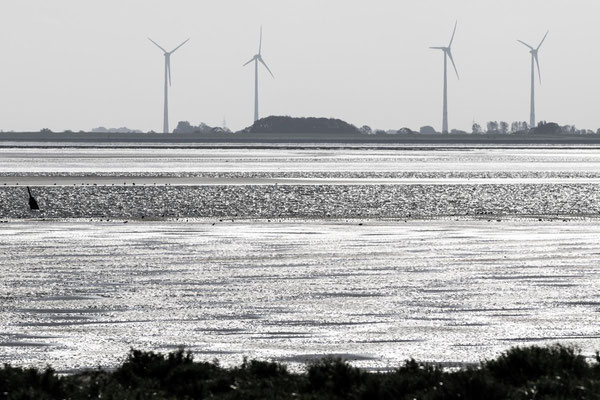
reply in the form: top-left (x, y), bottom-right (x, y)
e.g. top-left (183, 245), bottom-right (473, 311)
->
top-left (0, 0), bottom-right (598, 132)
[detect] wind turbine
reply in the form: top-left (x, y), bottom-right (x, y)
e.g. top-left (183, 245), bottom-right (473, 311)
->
top-left (148, 37), bottom-right (190, 133)
top-left (430, 21), bottom-right (460, 134)
top-left (518, 31), bottom-right (548, 130)
top-left (243, 26), bottom-right (274, 123)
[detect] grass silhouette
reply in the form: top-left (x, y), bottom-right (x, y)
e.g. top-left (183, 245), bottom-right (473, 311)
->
top-left (1, 345), bottom-right (600, 399)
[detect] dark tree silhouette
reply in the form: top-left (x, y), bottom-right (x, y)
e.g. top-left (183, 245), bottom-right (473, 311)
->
top-left (532, 121), bottom-right (561, 135)
top-left (486, 121), bottom-right (499, 134)
top-left (359, 125), bottom-right (372, 135)
top-left (419, 126), bottom-right (437, 134)
top-left (173, 121), bottom-right (230, 134)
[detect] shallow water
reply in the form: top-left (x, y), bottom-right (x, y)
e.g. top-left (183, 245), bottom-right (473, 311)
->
top-left (2, 147), bottom-right (600, 175)
top-left (1, 220), bottom-right (600, 371)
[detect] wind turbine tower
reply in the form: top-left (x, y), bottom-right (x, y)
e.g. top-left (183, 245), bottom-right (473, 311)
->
top-left (430, 21), bottom-right (460, 134)
top-left (148, 38), bottom-right (190, 133)
top-left (244, 26), bottom-right (274, 123)
top-left (518, 31), bottom-right (548, 129)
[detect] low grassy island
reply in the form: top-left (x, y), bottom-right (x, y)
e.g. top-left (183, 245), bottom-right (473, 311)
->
top-left (1, 345), bottom-right (599, 399)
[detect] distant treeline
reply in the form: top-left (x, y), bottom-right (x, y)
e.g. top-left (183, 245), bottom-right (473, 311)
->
top-left (367, 121), bottom-right (600, 136)
top-left (471, 121), bottom-right (600, 136)
top-left (30, 117), bottom-right (600, 136)
top-left (173, 121), bottom-right (232, 134)
top-left (1, 345), bottom-right (599, 399)
top-left (173, 116), bottom-right (361, 135)
top-left (185, 117), bottom-right (600, 136)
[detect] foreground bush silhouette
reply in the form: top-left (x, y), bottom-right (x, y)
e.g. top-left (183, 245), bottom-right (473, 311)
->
top-left (1, 345), bottom-right (600, 399)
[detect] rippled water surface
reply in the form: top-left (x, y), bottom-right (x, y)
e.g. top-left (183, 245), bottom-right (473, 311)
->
top-left (1, 146), bottom-right (600, 370)
top-left (1, 220), bottom-right (600, 371)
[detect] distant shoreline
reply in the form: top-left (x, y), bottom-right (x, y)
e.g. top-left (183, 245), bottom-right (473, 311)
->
top-left (3, 131), bottom-right (600, 147)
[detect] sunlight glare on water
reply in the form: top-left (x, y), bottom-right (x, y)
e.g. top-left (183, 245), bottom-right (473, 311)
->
top-left (2, 146), bottom-right (600, 371)
top-left (1, 220), bottom-right (600, 370)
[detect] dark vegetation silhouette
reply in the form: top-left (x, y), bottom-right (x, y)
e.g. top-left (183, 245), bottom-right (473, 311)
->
top-left (15, 118), bottom-right (600, 140)
top-left (359, 125), bottom-right (372, 135)
top-left (26, 186), bottom-right (39, 210)
top-left (173, 121), bottom-right (231, 134)
top-left (18, 117), bottom-right (600, 139)
top-left (471, 120), bottom-right (597, 135)
top-left (1, 345), bottom-right (600, 399)
top-left (419, 125), bottom-right (437, 134)
top-left (240, 118), bottom-right (600, 136)
top-left (240, 116), bottom-right (361, 134)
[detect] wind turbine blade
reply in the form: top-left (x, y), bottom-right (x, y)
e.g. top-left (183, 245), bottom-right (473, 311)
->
top-left (243, 57), bottom-right (255, 67)
top-left (534, 53), bottom-right (541, 84)
top-left (259, 26), bottom-right (263, 55)
top-left (429, 46), bottom-right (446, 50)
top-left (448, 21), bottom-right (457, 48)
top-left (148, 38), bottom-right (167, 53)
top-left (517, 40), bottom-right (534, 50)
top-left (447, 50), bottom-right (459, 79)
top-left (536, 30), bottom-right (549, 50)
top-left (170, 38), bottom-right (190, 54)
top-left (259, 58), bottom-right (274, 78)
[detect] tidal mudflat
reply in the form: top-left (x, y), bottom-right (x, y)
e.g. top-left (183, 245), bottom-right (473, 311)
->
top-left (1, 145), bottom-right (600, 371)
top-left (1, 184), bottom-right (600, 219)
